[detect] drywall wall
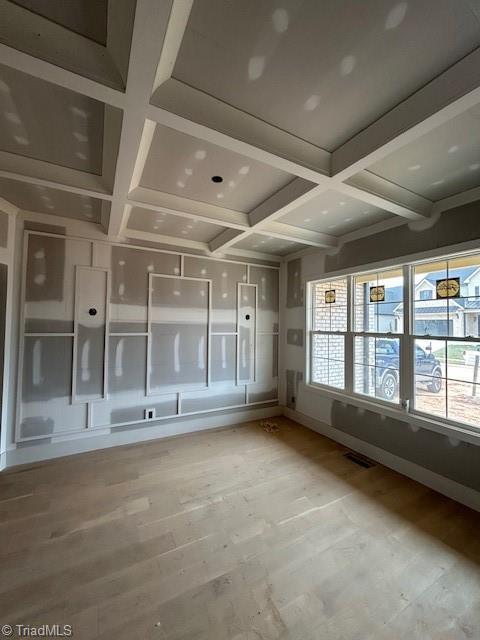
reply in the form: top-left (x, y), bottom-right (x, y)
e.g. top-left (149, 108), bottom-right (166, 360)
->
top-left (282, 202), bottom-right (480, 492)
top-left (0, 212), bottom-right (8, 248)
top-left (0, 263), bottom-right (7, 438)
top-left (15, 230), bottom-right (279, 446)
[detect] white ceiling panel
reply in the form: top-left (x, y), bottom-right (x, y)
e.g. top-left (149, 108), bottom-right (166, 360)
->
top-left (0, 176), bottom-right (103, 221)
top-left (232, 232), bottom-right (306, 256)
top-left (368, 103), bottom-right (480, 200)
top-left (174, 0), bottom-right (480, 150)
top-left (278, 189), bottom-right (393, 235)
top-left (127, 206), bottom-right (225, 243)
top-left (0, 64), bottom-right (104, 174)
top-left (140, 124), bottom-right (294, 213)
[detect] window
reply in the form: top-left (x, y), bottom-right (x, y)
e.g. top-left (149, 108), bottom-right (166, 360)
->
top-left (419, 289), bottom-right (433, 300)
top-left (310, 278), bottom-right (347, 389)
top-left (353, 269), bottom-right (403, 403)
top-left (412, 255), bottom-right (480, 428)
top-left (307, 251), bottom-right (480, 433)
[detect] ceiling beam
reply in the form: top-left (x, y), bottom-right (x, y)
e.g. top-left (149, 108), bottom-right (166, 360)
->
top-left (0, 150), bottom-right (112, 200)
top-left (0, 41), bottom-right (124, 110)
top-left (332, 47), bottom-right (480, 178)
top-left (148, 79), bottom-right (331, 181)
top-left (128, 186), bottom-right (250, 229)
top-left (431, 185), bottom-right (480, 216)
top-left (147, 79), bottom-right (433, 222)
top-left (123, 226), bottom-right (210, 253)
top-left (336, 172), bottom-right (432, 220)
top-left (153, 2), bottom-right (194, 91)
top-left (209, 229), bottom-right (246, 253)
top-left (248, 178), bottom-right (317, 226)
top-left (107, 0), bottom-right (191, 237)
top-left (0, 196), bottom-right (19, 217)
top-left (260, 221), bottom-right (338, 248)
top-left (127, 183), bottom-right (337, 249)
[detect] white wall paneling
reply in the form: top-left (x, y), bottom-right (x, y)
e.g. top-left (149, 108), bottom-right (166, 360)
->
top-left (15, 230), bottom-right (279, 443)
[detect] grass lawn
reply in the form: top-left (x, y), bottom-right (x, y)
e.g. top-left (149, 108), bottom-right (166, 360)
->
top-left (434, 342), bottom-right (480, 363)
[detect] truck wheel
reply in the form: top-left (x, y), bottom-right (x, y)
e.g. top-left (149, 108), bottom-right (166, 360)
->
top-left (428, 368), bottom-right (442, 393)
top-left (381, 372), bottom-right (398, 401)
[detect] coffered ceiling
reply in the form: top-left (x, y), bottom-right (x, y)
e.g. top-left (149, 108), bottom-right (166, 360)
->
top-left (1, 0), bottom-right (480, 261)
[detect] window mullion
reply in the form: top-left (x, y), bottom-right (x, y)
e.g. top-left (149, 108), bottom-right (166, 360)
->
top-left (401, 264), bottom-right (412, 410)
top-left (345, 275), bottom-right (354, 393)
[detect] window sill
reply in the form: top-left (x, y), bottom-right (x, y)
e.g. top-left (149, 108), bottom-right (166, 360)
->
top-left (303, 382), bottom-right (480, 446)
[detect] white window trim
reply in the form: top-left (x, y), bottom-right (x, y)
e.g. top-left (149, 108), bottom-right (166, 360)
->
top-left (306, 256), bottom-right (480, 443)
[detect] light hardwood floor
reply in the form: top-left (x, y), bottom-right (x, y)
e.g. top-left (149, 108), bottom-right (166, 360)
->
top-left (1, 417), bottom-right (479, 639)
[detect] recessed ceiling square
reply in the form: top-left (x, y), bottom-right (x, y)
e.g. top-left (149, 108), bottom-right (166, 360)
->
top-left (0, 176), bottom-right (103, 222)
top-left (1, 1), bottom-right (135, 89)
top-left (127, 207), bottom-right (226, 243)
top-left (233, 233), bottom-right (305, 256)
top-left (0, 65), bottom-right (104, 174)
top-left (140, 124), bottom-right (294, 213)
top-left (278, 190), bottom-right (393, 235)
top-left (11, 0), bottom-right (108, 45)
top-left (174, 0), bottom-right (480, 150)
top-left (368, 103), bottom-right (480, 201)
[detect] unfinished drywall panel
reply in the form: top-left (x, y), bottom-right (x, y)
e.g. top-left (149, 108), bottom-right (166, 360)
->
top-left (96, 244), bottom-right (181, 333)
top-left (92, 334), bottom-right (177, 427)
top-left (20, 336), bottom-right (87, 439)
top-left (73, 267), bottom-right (108, 402)
top-left (25, 234), bottom-right (91, 333)
top-left (287, 328), bottom-right (304, 347)
top-left (149, 275), bottom-right (210, 394)
top-left (211, 334), bottom-right (236, 384)
top-left (286, 258), bottom-right (303, 308)
top-left (17, 232), bottom-right (280, 446)
top-left (181, 387), bottom-right (246, 413)
top-left (184, 257), bottom-right (247, 332)
top-left (238, 283), bottom-right (256, 384)
top-left (248, 334), bottom-right (279, 403)
top-left (250, 266), bottom-right (279, 333)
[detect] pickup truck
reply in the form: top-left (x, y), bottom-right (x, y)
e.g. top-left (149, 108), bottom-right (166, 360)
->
top-left (375, 339), bottom-right (443, 401)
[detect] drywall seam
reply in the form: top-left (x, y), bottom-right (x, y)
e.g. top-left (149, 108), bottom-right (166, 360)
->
top-left (284, 407), bottom-right (480, 513)
top-left (5, 405), bottom-right (282, 468)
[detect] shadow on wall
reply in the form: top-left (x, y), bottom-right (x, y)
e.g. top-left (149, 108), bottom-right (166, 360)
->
top-left (286, 370), bottom-right (303, 409)
top-left (325, 201), bottom-right (480, 273)
top-left (331, 401), bottom-right (480, 492)
top-left (0, 212), bottom-right (8, 248)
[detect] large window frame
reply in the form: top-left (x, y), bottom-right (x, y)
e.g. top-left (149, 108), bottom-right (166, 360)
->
top-left (306, 253), bottom-right (480, 436)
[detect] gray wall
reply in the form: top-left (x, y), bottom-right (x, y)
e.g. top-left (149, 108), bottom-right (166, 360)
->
top-left (283, 202), bottom-right (480, 492)
top-left (0, 263), bottom-right (7, 438)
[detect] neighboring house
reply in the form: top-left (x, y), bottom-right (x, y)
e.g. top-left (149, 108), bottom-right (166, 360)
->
top-left (378, 285), bottom-right (402, 333)
top-left (393, 267), bottom-right (480, 336)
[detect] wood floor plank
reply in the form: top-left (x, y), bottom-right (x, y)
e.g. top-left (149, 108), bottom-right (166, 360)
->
top-left (1, 416), bottom-right (479, 639)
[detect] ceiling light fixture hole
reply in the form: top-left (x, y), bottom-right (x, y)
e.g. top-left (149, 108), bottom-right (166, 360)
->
top-left (211, 175), bottom-right (223, 183)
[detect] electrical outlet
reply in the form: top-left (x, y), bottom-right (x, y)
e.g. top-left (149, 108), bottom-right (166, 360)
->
top-left (145, 408), bottom-right (155, 420)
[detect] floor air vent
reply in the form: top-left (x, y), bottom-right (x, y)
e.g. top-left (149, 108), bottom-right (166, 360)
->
top-left (343, 451), bottom-right (376, 469)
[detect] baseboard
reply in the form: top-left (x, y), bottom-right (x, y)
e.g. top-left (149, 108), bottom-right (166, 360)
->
top-left (0, 450), bottom-right (6, 471)
top-left (283, 406), bottom-right (480, 513)
top-left (5, 405), bottom-right (282, 469)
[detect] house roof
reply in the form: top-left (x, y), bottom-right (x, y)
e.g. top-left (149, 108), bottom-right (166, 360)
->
top-left (423, 267), bottom-right (478, 286)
